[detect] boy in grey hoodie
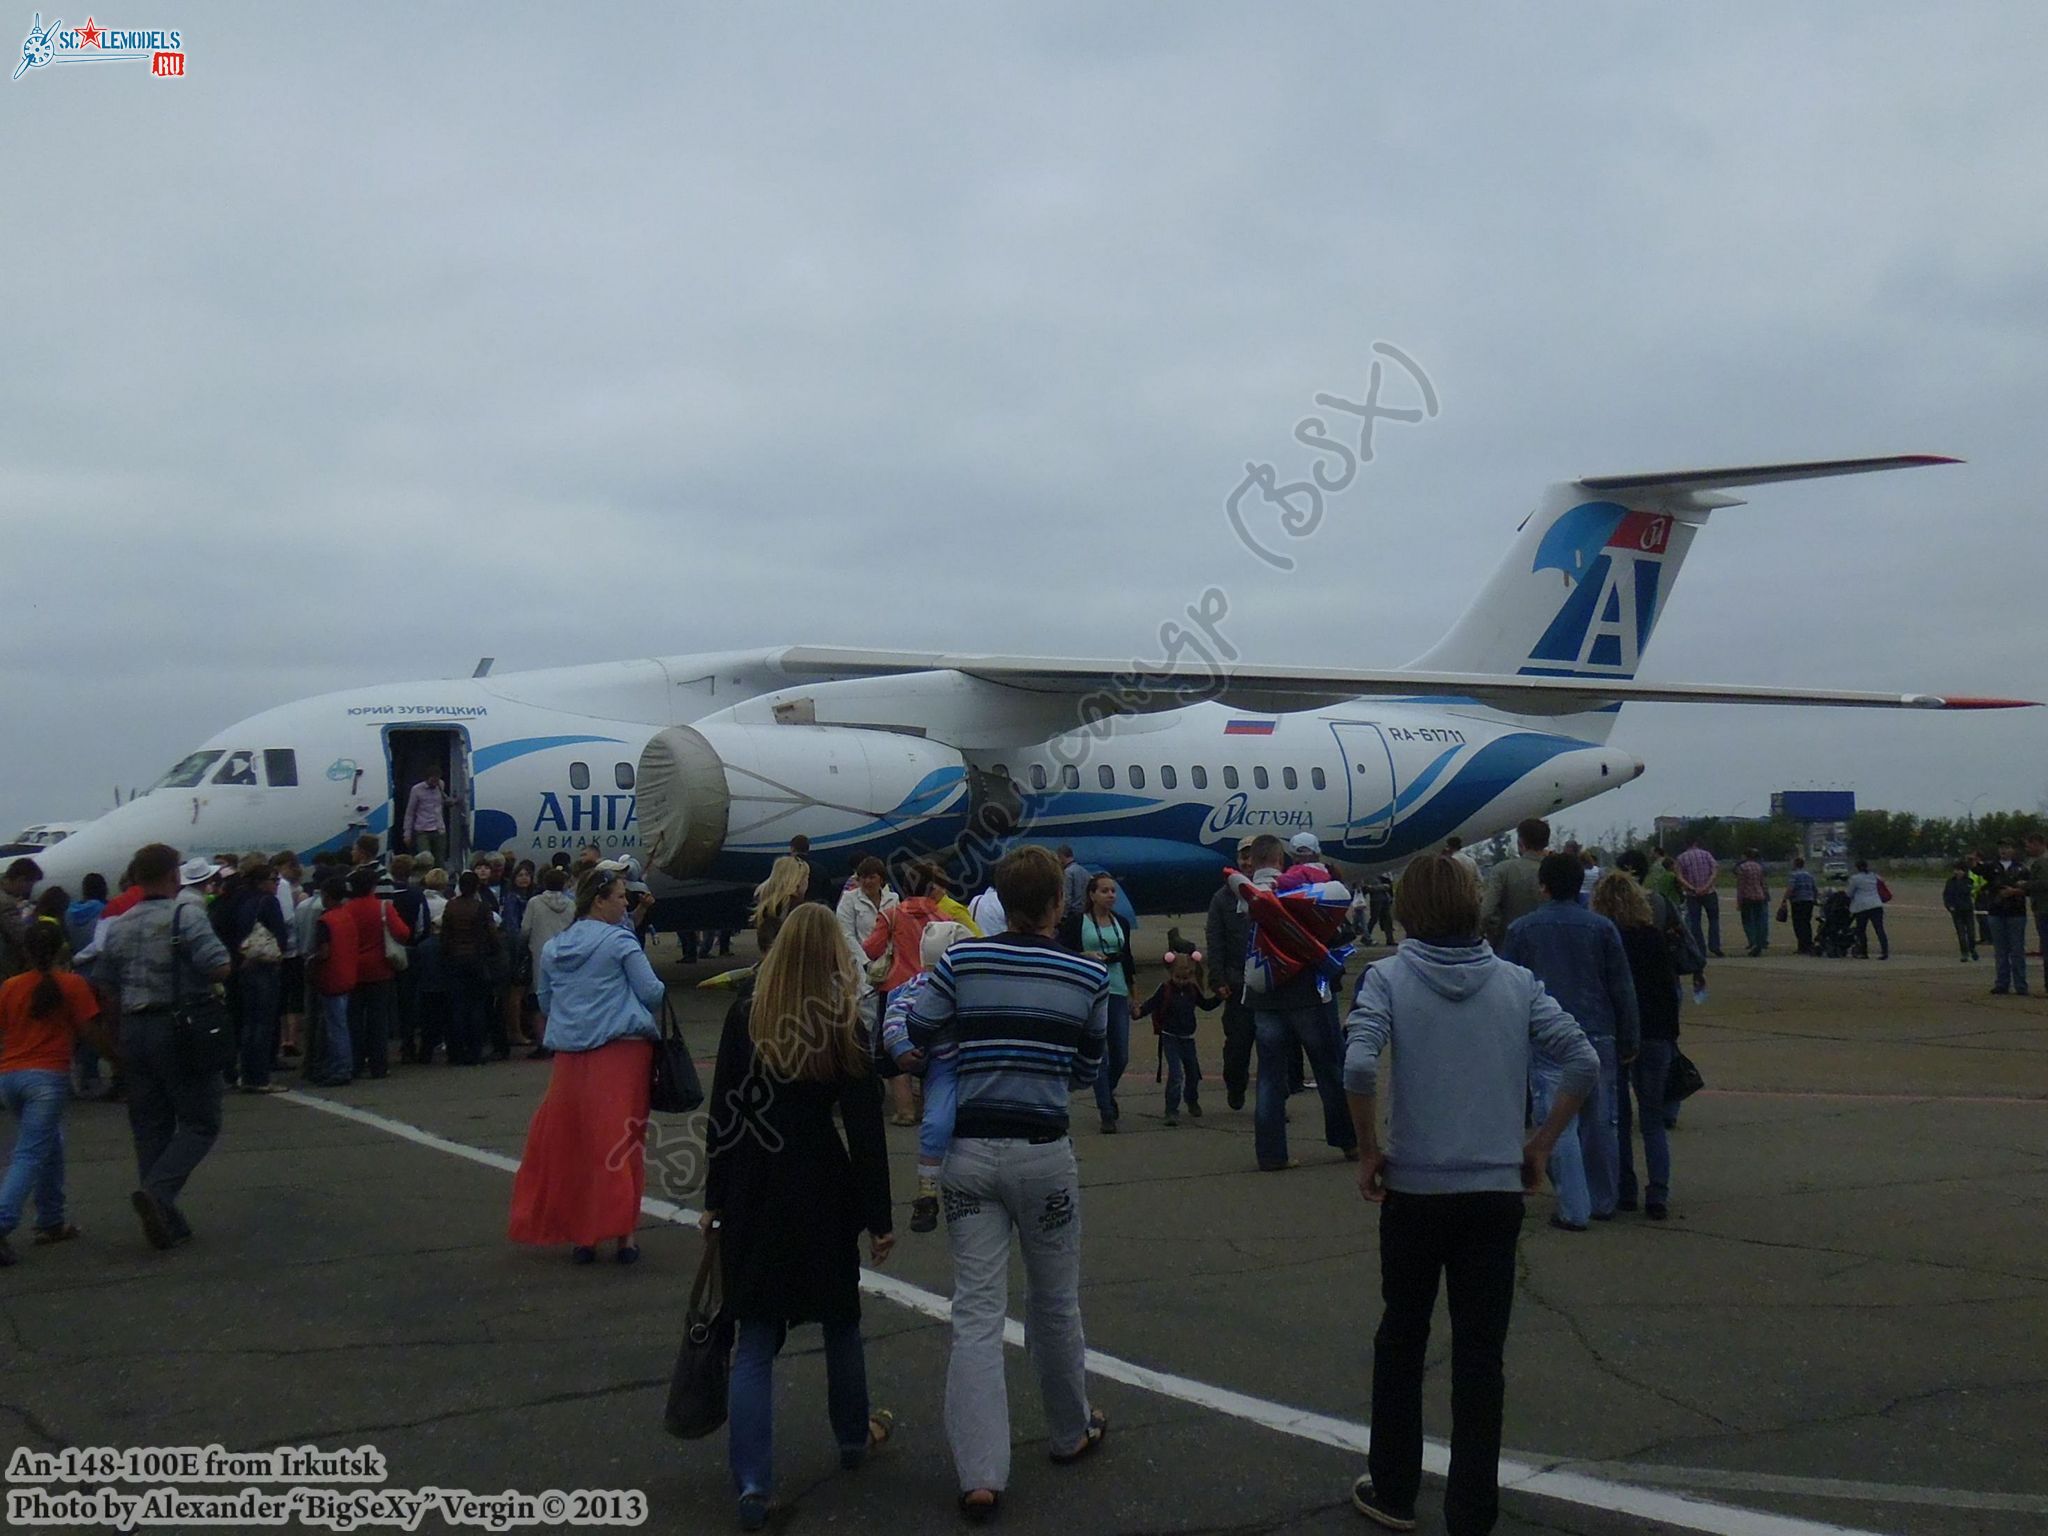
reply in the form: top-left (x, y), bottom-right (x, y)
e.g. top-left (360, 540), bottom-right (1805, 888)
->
top-left (1343, 853), bottom-right (1598, 1536)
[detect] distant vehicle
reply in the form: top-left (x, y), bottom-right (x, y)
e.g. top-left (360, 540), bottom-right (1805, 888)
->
top-left (0, 821), bottom-right (83, 857)
top-left (1822, 859), bottom-right (1850, 879)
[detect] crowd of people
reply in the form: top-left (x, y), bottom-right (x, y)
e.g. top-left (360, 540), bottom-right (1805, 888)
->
top-left (3, 815), bottom-right (2045, 1533)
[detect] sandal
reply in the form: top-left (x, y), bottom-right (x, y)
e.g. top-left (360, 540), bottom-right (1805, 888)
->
top-left (958, 1489), bottom-right (998, 1523)
top-left (32, 1223), bottom-right (82, 1246)
top-left (1050, 1408), bottom-right (1108, 1465)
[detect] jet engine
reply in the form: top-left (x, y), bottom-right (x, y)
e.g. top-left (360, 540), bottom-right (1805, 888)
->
top-left (636, 722), bottom-right (972, 880)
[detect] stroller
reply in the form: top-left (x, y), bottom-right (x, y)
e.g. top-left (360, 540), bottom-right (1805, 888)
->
top-left (1814, 885), bottom-right (1855, 958)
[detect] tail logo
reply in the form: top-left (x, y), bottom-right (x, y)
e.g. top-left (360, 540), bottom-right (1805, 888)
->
top-left (1527, 503), bottom-right (1675, 677)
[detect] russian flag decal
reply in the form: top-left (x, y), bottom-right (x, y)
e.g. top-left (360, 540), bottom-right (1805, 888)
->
top-left (1224, 719), bottom-right (1277, 736)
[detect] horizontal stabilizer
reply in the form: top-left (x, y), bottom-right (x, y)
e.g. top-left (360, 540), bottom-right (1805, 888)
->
top-left (1578, 455), bottom-right (1958, 495)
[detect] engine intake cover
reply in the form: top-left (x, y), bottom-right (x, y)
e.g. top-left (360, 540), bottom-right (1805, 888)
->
top-left (636, 725), bottom-right (732, 878)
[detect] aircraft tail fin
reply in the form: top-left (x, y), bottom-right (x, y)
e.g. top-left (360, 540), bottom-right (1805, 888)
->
top-left (1407, 455), bottom-right (1958, 739)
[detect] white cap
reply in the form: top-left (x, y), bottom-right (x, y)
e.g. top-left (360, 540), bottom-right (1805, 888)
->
top-left (1287, 832), bottom-right (1322, 857)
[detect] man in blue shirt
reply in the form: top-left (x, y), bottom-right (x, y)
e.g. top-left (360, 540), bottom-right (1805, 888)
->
top-left (1783, 856), bottom-right (1819, 955)
top-left (1502, 853), bottom-right (1639, 1226)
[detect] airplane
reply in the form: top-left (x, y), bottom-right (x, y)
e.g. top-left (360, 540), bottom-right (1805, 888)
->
top-left (21, 455), bottom-right (2033, 921)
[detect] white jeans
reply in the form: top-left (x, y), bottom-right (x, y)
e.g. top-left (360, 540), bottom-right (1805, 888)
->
top-left (940, 1136), bottom-right (1090, 1491)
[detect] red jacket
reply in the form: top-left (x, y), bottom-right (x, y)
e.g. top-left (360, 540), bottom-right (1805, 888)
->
top-left (314, 908), bottom-right (359, 997)
top-left (862, 895), bottom-right (942, 991)
top-left (343, 894), bottom-right (411, 986)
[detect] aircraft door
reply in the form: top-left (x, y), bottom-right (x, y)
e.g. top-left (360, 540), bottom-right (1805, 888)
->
top-left (387, 727), bottom-right (472, 867)
top-left (1329, 722), bottom-right (1396, 851)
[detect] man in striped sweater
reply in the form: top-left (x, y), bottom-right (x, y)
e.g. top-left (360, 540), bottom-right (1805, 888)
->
top-left (907, 844), bottom-right (1111, 1518)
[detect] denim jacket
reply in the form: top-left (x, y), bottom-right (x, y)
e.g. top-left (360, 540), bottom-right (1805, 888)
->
top-left (1501, 899), bottom-right (1640, 1056)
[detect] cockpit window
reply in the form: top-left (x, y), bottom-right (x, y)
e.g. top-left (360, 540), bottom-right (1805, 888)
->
top-left (155, 750), bottom-right (223, 789)
top-left (264, 749), bottom-right (299, 788)
top-left (212, 750), bottom-right (259, 786)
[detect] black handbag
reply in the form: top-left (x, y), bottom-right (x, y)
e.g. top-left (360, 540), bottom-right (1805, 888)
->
top-left (663, 1233), bottom-right (733, 1439)
top-left (170, 904), bottom-right (236, 1074)
top-left (1664, 1048), bottom-right (1705, 1103)
top-left (649, 995), bottom-right (704, 1114)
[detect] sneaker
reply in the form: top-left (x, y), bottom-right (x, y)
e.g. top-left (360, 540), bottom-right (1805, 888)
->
top-left (1709, 948), bottom-right (1726, 959)
top-left (1548, 1215), bottom-right (1587, 1233)
top-left (1257, 1158), bottom-right (1300, 1173)
top-left (1185, 1101), bottom-right (1202, 1118)
top-left (1099, 1116), bottom-right (1118, 1135)
top-left (1163, 1114), bottom-right (1179, 1127)
top-left (738, 1493), bottom-right (769, 1533)
top-left (1350, 1477), bottom-right (1417, 1530)
top-left (910, 1194), bottom-right (938, 1233)
top-left (1645, 1202), bottom-right (1669, 1221)
top-left (1692, 987), bottom-right (1709, 1005)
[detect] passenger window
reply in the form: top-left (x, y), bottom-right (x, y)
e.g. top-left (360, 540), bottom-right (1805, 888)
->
top-left (615, 762), bottom-right (635, 790)
top-left (1312, 767), bottom-right (1326, 791)
top-left (264, 750), bottom-right (299, 788)
top-left (155, 750), bottom-right (223, 789)
top-left (1160, 765), bottom-right (1177, 790)
top-left (570, 762), bottom-right (590, 791)
top-left (212, 750), bottom-right (258, 786)
top-left (1098, 765), bottom-right (1115, 789)
top-left (1223, 766), bottom-right (1240, 790)
top-left (1282, 767), bottom-right (1297, 791)
top-left (1129, 766), bottom-right (1146, 790)
top-left (1030, 764), bottom-right (1048, 791)
top-left (1253, 767), bottom-right (1270, 790)
top-left (1191, 766), bottom-right (1208, 791)
top-left (1060, 764), bottom-right (1079, 790)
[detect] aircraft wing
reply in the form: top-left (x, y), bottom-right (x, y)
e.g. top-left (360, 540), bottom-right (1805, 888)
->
top-left (775, 647), bottom-right (2037, 718)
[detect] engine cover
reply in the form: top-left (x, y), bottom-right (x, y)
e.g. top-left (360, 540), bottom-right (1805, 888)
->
top-left (636, 723), bottom-right (971, 879)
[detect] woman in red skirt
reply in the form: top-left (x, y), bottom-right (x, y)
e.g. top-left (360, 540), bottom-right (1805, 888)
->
top-left (509, 868), bottom-right (667, 1264)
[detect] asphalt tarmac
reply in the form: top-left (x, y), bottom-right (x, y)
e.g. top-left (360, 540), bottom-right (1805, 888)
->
top-left (3, 884), bottom-right (2044, 1536)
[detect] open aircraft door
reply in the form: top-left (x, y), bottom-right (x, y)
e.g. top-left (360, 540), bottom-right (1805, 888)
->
top-left (1329, 722), bottom-right (1397, 852)
top-left (385, 726), bottom-right (474, 866)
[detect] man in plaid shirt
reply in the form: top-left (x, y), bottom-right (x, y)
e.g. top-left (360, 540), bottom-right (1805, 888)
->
top-left (1674, 838), bottom-right (1725, 959)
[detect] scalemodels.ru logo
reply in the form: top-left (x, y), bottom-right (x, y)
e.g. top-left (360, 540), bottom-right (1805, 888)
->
top-left (13, 12), bottom-right (185, 80)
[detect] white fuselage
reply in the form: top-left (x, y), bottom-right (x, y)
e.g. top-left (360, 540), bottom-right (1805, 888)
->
top-left (27, 648), bottom-right (1638, 913)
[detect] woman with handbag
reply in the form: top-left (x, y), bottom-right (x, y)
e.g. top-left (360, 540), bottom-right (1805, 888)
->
top-left (221, 865), bottom-right (290, 1092)
top-left (508, 867), bottom-right (666, 1264)
top-left (701, 903), bottom-right (895, 1532)
top-left (1592, 873), bottom-right (1678, 1220)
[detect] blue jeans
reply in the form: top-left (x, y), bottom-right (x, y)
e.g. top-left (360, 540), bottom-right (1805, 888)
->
top-left (318, 994), bottom-right (353, 1084)
top-left (236, 964), bottom-right (281, 1087)
top-left (1530, 1056), bottom-right (1588, 1226)
top-left (919, 1053), bottom-right (958, 1167)
top-left (1616, 1039), bottom-right (1674, 1207)
top-left (1577, 1034), bottom-right (1620, 1218)
top-left (1252, 1004), bottom-right (1355, 1167)
top-left (1092, 995), bottom-right (1130, 1123)
top-left (0, 1069), bottom-right (71, 1235)
top-left (1162, 1035), bottom-right (1202, 1113)
top-left (1685, 892), bottom-right (1722, 955)
top-left (1989, 914), bottom-right (2030, 993)
top-left (727, 1317), bottom-right (871, 1501)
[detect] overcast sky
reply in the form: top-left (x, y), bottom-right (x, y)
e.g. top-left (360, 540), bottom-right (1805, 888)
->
top-left (5, 3), bottom-right (2045, 844)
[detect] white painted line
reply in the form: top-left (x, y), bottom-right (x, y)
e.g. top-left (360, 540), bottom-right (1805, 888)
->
top-left (279, 1090), bottom-right (1929, 1536)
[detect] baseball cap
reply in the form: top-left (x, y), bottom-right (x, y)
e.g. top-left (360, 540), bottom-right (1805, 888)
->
top-left (595, 855), bottom-right (650, 893)
top-left (1287, 832), bottom-right (1322, 857)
